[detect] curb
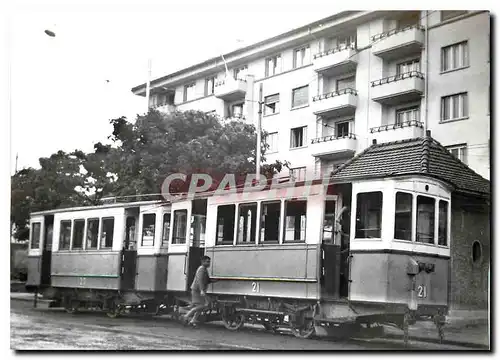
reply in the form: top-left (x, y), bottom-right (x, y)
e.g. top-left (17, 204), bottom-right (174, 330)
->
top-left (382, 333), bottom-right (489, 349)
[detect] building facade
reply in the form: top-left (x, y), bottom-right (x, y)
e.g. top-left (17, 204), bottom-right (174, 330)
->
top-left (132, 10), bottom-right (490, 181)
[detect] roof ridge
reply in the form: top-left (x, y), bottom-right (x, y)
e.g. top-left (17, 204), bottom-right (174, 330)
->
top-left (421, 133), bottom-right (431, 173)
top-left (330, 140), bottom-right (378, 176)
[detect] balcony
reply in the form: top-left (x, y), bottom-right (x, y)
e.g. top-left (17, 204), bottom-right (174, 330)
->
top-left (370, 120), bottom-right (424, 144)
top-left (152, 104), bottom-right (176, 113)
top-left (312, 88), bottom-right (357, 118)
top-left (312, 44), bottom-right (358, 77)
top-left (371, 25), bottom-right (424, 61)
top-left (371, 71), bottom-right (424, 106)
top-left (214, 78), bottom-right (247, 101)
top-left (311, 133), bottom-right (357, 159)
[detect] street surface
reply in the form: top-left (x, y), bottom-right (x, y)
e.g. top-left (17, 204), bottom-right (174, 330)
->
top-left (10, 299), bottom-right (475, 351)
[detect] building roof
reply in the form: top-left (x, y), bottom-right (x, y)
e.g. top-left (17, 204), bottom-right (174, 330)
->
top-left (331, 131), bottom-right (490, 197)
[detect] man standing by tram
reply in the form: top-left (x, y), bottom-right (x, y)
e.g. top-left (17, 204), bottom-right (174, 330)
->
top-left (183, 256), bottom-right (216, 327)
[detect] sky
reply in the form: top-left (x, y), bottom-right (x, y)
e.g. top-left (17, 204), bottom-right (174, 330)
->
top-left (7, 0), bottom-right (337, 174)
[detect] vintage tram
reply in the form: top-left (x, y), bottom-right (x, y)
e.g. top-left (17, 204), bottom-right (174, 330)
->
top-left (26, 135), bottom-right (490, 343)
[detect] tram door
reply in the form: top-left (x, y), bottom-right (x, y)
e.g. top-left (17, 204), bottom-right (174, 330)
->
top-left (40, 215), bottom-right (53, 286)
top-left (121, 215), bottom-right (138, 290)
top-left (321, 199), bottom-right (340, 299)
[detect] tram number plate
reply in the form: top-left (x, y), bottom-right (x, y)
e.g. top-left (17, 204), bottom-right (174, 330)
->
top-left (78, 277), bottom-right (86, 286)
top-left (417, 285), bottom-right (427, 298)
top-left (251, 282), bottom-right (260, 293)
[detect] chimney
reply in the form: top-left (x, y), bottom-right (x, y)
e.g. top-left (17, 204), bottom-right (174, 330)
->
top-left (372, 139), bottom-right (377, 145)
top-left (426, 130), bottom-right (431, 137)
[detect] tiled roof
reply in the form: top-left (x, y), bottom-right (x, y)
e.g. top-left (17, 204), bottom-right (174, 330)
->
top-left (331, 133), bottom-right (490, 197)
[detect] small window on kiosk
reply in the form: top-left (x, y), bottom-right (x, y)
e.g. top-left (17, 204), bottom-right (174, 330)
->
top-left (142, 214), bottom-right (156, 246)
top-left (86, 218), bottom-right (99, 249)
top-left (216, 205), bottom-right (235, 245)
top-left (172, 210), bottom-right (188, 244)
top-left (59, 221), bottom-right (72, 250)
top-left (30, 222), bottom-right (41, 249)
top-left (283, 200), bottom-right (307, 242)
top-left (416, 195), bottom-right (436, 244)
top-left (237, 203), bottom-right (257, 244)
top-left (438, 200), bottom-right (449, 246)
top-left (260, 201), bottom-right (281, 243)
top-left (161, 213), bottom-right (171, 247)
top-left (101, 218), bottom-right (115, 249)
top-left (394, 192), bottom-right (413, 241)
top-left (355, 192), bottom-right (383, 239)
top-left (72, 219), bottom-right (85, 249)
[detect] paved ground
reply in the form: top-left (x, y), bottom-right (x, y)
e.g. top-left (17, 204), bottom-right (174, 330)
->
top-left (10, 299), bottom-right (483, 351)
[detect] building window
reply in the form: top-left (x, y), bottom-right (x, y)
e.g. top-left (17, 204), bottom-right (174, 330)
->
top-left (234, 65), bottom-right (248, 80)
top-left (332, 34), bottom-right (356, 50)
top-left (265, 132), bottom-right (278, 153)
top-left (446, 144), bottom-right (468, 164)
top-left (100, 218), bottom-right (114, 249)
top-left (161, 213), bottom-right (170, 247)
top-left (441, 92), bottom-right (468, 121)
top-left (355, 191), bottom-right (383, 239)
top-left (205, 77), bottom-right (215, 96)
top-left (86, 218), bottom-right (99, 249)
top-left (183, 83), bottom-right (196, 102)
top-left (265, 54), bottom-right (282, 77)
top-left (396, 106), bottom-right (420, 125)
top-left (290, 167), bottom-right (306, 181)
top-left (231, 103), bottom-right (244, 119)
top-left (283, 200), bottom-right (307, 242)
top-left (416, 195), bottom-right (435, 244)
top-left (441, 10), bottom-right (467, 22)
top-left (438, 200), bottom-right (449, 246)
top-left (237, 203), bottom-right (257, 244)
top-left (172, 210), bottom-right (187, 245)
top-left (30, 222), bottom-right (41, 250)
top-left (142, 214), bottom-right (156, 246)
top-left (472, 240), bottom-right (482, 263)
top-left (336, 76), bottom-right (355, 91)
top-left (441, 41), bottom-right (468, 72)
top-left (263, 94), bottom-right (280, 116)
top-left (72, 219), bottom-right (85, 250)
top-left (397, 59), bottom-right (420, 74)
top-left (292, 85), bottom-right (309, 108)
top-left (290, 126), bottom-right (307, 148)
top-left (394, 192), bottom-right (413, 241)
top-left (260, 201), bottom-right (281, 243)
top-left (59, 220), bottom-right (72, 250)
top-left (216, 205), bottom-right (235, 245)
top-left (336, 122), bottom-right (350, 138)
top-left (294, 46), bottom-right (311, 68)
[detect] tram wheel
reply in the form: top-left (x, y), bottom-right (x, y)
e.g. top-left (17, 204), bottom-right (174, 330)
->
top-left (291, 318), bottom-right (315, 339)
top-left (222, 307), bottom-right (245, 331)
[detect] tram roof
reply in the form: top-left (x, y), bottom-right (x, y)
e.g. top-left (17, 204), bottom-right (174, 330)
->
top-left (330, 131), bottom-right (490, 197)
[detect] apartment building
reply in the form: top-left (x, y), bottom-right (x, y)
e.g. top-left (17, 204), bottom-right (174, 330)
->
top-left (131, 10), bottom-right (490, 181)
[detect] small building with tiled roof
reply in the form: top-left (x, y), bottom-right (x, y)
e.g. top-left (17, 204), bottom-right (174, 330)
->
top-left (329, 130), bottom-right (490, 312)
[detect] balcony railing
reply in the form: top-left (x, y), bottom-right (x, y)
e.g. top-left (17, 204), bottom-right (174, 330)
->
top-left (313, 43), bottom-right (357, 60)
top-left (313, 88), bottom-right (358, 102)
top-left (371, 24), bottom-right (424, 42)
top-left (371, 71), bottom-right (424, 87)
top-left (370, 120), bottom-right (423, 133)
top-left (311, 133), bottom-right (357, 144)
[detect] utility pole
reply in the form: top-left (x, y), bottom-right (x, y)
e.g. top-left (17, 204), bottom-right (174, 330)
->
top-left (15, 153), bottom-right (18, 174)
top-left (256, 83), bottom-right (263, 179)
top-left (145, 58), bottom-right (152, 113)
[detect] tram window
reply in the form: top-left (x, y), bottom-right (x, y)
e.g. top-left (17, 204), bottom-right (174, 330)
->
top-left (355, 192), bottom-right (383, 238)
top-left (284, 200), bottom-right (307, 242)
top-left (438, 200), bottom-right (449, 246)
top-left (161, 213), bottom-right (171, 247)
top-left (72, 219), bottom-right (85, 249)
top-left (323, 201), bottom-right (336, 243)
top-left (237, 203), bottom-right (257, 244)
top-left (100, 218), bottom-right (115, 249)
top-left (260, 201), bottom-right (281, 243)
top-left (394, 192), bottom-right (413, 241)
top-left (59, 221), bottom-right (72, 250)
top-left (86, 219), bottom-right (99, 249)
top-left (216, 205), bottom-right (235, 245)
top-left (142, 214), bottom-right (156, 246)
top-left (30, 222), bottom-right (41, 249)
top-left (416, 196), bottom-right (436, 244)
top-left (172, 210), bottom-right (188, 244)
